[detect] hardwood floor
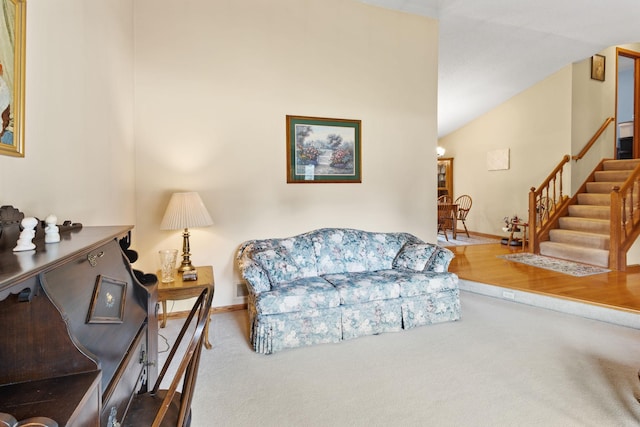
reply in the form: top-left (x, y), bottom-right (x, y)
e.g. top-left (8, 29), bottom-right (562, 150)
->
top-left (447, 242), bottom-right (640, 315)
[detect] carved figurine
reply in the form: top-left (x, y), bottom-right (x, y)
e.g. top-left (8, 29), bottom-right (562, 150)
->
top-left (13, 216), bottom-right (38, 252)
top-left (44, 214), bottom-right (60, 243)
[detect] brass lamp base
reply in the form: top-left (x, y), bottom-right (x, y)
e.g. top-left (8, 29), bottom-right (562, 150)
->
top-left (178, 227), bottom-right (197, 272)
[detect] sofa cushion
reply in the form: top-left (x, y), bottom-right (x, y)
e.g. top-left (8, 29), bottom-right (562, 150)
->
top-left (252, 248), bottom-right (303, 285)
top-left (381, 269), bottom-right (459, 297)
top-left (322, 271), bottom-right (401, 305)
top-left (312, 229), bottom-right (368, 275)
top-left (253, 276), bottom-right (341, 315)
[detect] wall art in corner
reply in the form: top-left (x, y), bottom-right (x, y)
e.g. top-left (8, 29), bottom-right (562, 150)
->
top-left (591, 54), bottom-right (605, 82)
top-left (286, 115), bottom-right (361, 183)
top-left (0, 0), bottom-right (25, 157)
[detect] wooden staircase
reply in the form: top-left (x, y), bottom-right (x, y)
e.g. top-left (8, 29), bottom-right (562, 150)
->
top-left (529, 155), bottom-right (640, 270)
top-left (537, 159), bottom-right (640, 267)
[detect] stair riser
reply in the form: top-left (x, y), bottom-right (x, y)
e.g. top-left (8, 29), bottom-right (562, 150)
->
top-left (539, 242), bottom-right (609, 268)
top-left (594, 171), bottom-right (632, 182)
top-left (602, 159), bottom-right (640, 171)
top-left (576, 193), bottom-right (610, 206)
top-left (586, 182), bottom-right (618, 193)
top-left (548, 229), bottom-right (609, 250)
top-left (568, 205), bottom-right (610, 219)
top-left (558, 217), bottom-right (609, 234)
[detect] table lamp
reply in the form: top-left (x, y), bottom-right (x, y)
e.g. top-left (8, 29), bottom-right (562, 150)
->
top-left (160, 191), bottom-right (214, 272)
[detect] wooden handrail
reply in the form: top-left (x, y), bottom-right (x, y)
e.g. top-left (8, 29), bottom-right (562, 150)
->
top-left (572, 117), bottom-right (614, 161)
top-left (528, 154), bottom-right (571, 252)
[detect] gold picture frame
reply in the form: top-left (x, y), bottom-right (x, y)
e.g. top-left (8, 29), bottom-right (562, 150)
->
top-left (86, 275), bottom-right (127, 324)
top-left (0, 0), bottom-right (25, 157)
top-left (591, 54), bottom-right (605, 82)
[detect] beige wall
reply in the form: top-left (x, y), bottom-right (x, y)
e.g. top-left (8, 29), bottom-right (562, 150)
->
top-left (0, 0), bottom-right (136, 224)
top-left (133, 0), bottom-right (439, 307)
top-left (439, 66), bottom-right (573, 236)
top-left (570, 46), bottom-right (617, 191)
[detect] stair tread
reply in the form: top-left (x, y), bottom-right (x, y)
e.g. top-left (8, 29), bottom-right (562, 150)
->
top-left (540, 240), bottom-right (608, 253)
top-left (594, 172), bottom-right (633, 183)
top-left (549, 228), bottom-right (610, 238)
top-left (539, 241), bottom-right (609, 267)
top-left (549, 229), bottom-right (609, 249)
top-left (559, 216), bottom-right (609, 224)
top-left (558, 216), bottom-right (609, 234)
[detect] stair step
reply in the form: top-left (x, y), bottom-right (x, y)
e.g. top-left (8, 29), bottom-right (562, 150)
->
top-left (568, 205), bottom-right (610, 219)
top-left (586, 182), bottom-right (619, 193)
top-left (558, 217), bottom-right (609, 234)
top-left (548, 229), bottom-right (609, 250)
top-left (577, 193), bottom-right (610, 206)
top-left (594, 170), bottom-right (633, 182)
top-left (602, 159), bottom-right (640, 171)
top-left (539, 241), bottom-right (609, 268)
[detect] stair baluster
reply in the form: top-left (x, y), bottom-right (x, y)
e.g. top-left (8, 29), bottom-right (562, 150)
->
top-left (528, 155), bottom-right (571, 253)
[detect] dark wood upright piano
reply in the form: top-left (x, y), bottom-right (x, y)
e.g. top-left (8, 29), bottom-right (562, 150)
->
top-left (0, 214), bottom-right (158, 427)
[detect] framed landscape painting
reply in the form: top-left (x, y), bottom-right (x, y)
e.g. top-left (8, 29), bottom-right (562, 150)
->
top-left (0, 0), bottom-right (25, 157)
top-left (286, 115), bottom-right (361, 183)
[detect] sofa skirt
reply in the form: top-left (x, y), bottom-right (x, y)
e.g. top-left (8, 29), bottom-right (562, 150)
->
top-left (401, 290), bottom-right (461, 329)
top-left (341, 298), bottom-right (403, 340)
top-left (249, 305), bottom-right (342, 354)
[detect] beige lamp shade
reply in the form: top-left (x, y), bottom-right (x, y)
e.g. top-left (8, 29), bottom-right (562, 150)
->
top-left (160, 192), bottom-right (214, 230)
top-left (160, 192), bottom-right (213, 272)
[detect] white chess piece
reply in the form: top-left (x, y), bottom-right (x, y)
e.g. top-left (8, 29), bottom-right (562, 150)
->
top-left (45, 214), bottom-right (60, 243)
top-left (13, 217), bottom-right (38, 252)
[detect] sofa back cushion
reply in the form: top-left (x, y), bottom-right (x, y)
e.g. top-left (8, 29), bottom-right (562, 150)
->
top-left (252, 248), bottom-right (304, 285)
top-left (393, 242), bottom-right (454, 272)
top-left (238, 228), bottom-right (427, 291)
top-left (278, 235), bottom-right (318, 278)
top-left (363, 232), bottom-right (416, 271)
top-left (311, 229), bottom-right (368, 275)
top-left (310, 228), bottom-right (419, 275)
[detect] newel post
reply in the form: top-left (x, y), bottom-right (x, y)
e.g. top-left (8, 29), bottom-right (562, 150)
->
top-left (610, 186), bottom-right (623, 271)
top-left (528, 187), bottom-right (538, 253)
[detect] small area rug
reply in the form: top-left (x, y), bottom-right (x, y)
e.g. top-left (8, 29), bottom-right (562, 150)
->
top-left (498, 253), bottom-right (610, 277)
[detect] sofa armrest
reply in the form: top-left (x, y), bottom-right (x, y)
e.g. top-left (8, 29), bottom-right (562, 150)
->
top-left (425, 246), bottom-right (454, 272)
top-left (236, 242), bottom-right (271, 293)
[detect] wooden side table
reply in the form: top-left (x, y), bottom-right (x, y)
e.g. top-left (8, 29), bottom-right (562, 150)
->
top-left (507, 221), bottom-right (528, 251)
top-left (157, 265), bottom-right (214, 349)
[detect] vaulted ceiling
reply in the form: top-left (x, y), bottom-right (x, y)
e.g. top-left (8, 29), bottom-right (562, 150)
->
top-left (360, 0), bottom-right (640, 137)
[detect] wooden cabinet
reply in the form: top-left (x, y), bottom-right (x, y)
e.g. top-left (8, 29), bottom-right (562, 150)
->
top-left (437, 157), bottom-right (453, 198)
top-left (0, 222), bottom-right (157, 427)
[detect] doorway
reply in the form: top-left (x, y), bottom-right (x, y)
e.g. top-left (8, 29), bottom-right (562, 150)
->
top-left (616, 48), bottom-right (640, 159)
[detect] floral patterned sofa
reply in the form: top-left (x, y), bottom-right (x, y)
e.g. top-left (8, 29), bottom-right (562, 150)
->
top-left (236, 228), bottom-right (460, 354)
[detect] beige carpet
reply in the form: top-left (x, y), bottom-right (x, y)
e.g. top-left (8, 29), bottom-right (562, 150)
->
top-left (160, 291), bottom-right (640, 426)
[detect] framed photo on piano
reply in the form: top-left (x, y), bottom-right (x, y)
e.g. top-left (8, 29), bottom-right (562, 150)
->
top-left (87, 275), bottom-right (127, 324)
